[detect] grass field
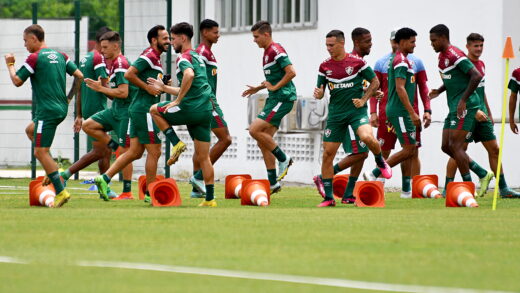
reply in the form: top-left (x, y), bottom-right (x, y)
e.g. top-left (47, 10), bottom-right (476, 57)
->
top-left (1, 178), bottom-right (519, 293)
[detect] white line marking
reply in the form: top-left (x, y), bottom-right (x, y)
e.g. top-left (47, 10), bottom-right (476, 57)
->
top-left (77, 260), bottom-right (512, 293)
top-left (0, 256), bottom-right (27, 264)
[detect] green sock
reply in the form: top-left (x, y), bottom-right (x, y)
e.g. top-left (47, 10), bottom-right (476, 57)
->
top-left (205, 184), bottom-right (214, 201)
top-left (49, 171), bottom-right (64, 194)
top-left (271, 146), bottom-right (287, 162)
top-left (323, 178), bottom-right (333, 200)
top-left (191, 171), bottom-right (198, 192)
top-left (107, 139), bottom-right (119, 151)
top-left (444, 177), bottom-right (454, 190)
top-left (462, 173), bottom-right (472, 182)
top-left (102, 173), bottom-right (111, 184)
top-left (374, 152), bottom-right (385, 166)
top-left (61, 169), bottom-right (72, 181)
top-left (123, 180), bottom-right (131, 192)
top-left (333, 164), bottom-right (342, 175)
top-left (194, 169), bottom-right (204, 181)
top-left (469, 160), bottom-right (488, 179)
top-left (402, 176), bottom-right (411, 192)
top-left (163, 128), bottom-right (180, 145)
top-left (499, 174), bottom-right (508, 190)
top-left (145, 190), bottom-right (150, 198)
top-left (372, 168), bottom-right (382, 178)
top-left (343, 176), bottom-right (358, 198)
top-left (267, 169), bottom-right (277, 185)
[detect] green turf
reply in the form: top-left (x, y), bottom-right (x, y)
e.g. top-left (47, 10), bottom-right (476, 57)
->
top-left (0, 178), bottom-right (519, 292)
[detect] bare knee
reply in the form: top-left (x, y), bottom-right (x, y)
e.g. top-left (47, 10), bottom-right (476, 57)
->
top-left (34, 148), bottom-right (48, 160)
top-left (220, 134), bottom-right (232, 147)
top-left (149, 104), bottom-right (158, 115)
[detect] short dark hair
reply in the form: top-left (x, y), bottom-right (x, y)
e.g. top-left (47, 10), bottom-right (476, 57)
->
top-left (147, 25), bottom-right (166, 44)
top-left (251, 20), bottom-right (272, 34)
top-left (200, 19), bottom-right (219, 32)
top-left (394, 27), bottom-right (417, 43)
top-left (430, 24), bottom-right (450, 40)
top-left (467, 33), bottom-right (484, 43)
top-left (170, 22), bottom-right (194, 39)
top-left (24, 24), bottom-right (44, 42)
top-left (100, 31), bottom-right (121, 44)
top-left (326, 30), bottom-right (345, 41)
top-left (351, 27), bottom-right (370, 41)
top-left (95, 26), bottom-right (112, 43)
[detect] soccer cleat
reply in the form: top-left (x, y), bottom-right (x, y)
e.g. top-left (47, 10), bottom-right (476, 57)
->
top-left (167, 141), bottom-right (187, 166)
top-left (270, 182), bottom-right (282, 194)
top-left (53, 189), bottom-right (71, 208)
top-left (198, 199), bottom-right (217, 207)
top-left (190, 190), bottom-right (205, 198)
top-left (400, 191), bottom-right (412, 199)
top-left (113, 192), bottom-right (134, 200)
top-left (313, 175), bottom-right (326, 198)
top-left (277, 156), bottom-right (293, 181)
top-left (441, 189), bottom-right (447, 198)
top-left (317, 199), bottom-right (336, 207)
top-left (377, 160), bottom-right (392, 179)
top-left (94, 176), bottom-right (110, 201)
top-left (144, 194), bottom-right (151, 203)
top-left (363, 171), bottom-right (377, 181)
top-left (107, 187), bottom-right (118, 199)
top-left (477, 171), bottom-right (494, 197)
top-left (499, 188), bottom-right (520, 198)
top-left (189, 176), bottom-right (206, 195)
top-left (341, 196), bottom-right (356, 204)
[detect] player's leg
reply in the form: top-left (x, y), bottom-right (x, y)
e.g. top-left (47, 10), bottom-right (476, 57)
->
top-left (113, 119), bottom-right (134, 200)
top-left (339, 125), bottom-right (369, 204)
top-left (143, 142), bottom-right (162, 202)
top-left (25, 121), bottom-right (34, 141)
top-left (378, 119), bottom-right (397, 160)
top-left (443, 142), bottom-right (468, 196)
top-left (151, 103), bottom-right (186, 165)
top-left (251, 121), bottom-right (280, 192)
top-left (447, 110), bottom-right (478, 183)
top-left (318, 141), bottom-right (341, 206)
top-left (410, 126), bottom-right (422, 177)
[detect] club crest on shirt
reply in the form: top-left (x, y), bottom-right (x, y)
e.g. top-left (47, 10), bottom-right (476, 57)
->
top-left (325, 128), bottom-right (332, 137)
top-left (359, 141), bottom-right (366, 148)
top-left (264, 55), bottom-right (269, 63)
top-left (378, 138), bottom-right (385, 146)
top-left (345, 66), bottom-right (354, 75)
top-left (410, 132), bottom-right (416, 140)
top-left (444, 58), bottom-right (449, 67)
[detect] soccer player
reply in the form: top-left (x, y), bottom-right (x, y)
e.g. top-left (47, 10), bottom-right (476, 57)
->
top-left (81, 31), bottom-right (136, 200)
top-left (5, 24), bottom-right (83, 207)
top-left (94, 25), bottom-right (169, 202)
top-left (315, 30), bottom-right (391, 207)
top-left (313, 27), bottom-right (374, 199)
top-left (187, 19), bottom-right (232, 198)
top-left (363, 27), bottom-right (419, 198)
top-left (148, 22), bottom-right (216, 207)
top-left (443, 33), bottom-right (519, 198)
top-left (509, 68), bottom-right (520, 137)
top-left (241, 20), bottom-right (295, 193)
top-left (428, 24), bottom-right (483, 186)
top-left (60, 27), bottom-right (112, 189)
top-left (369, 30), bottom-right (432, 191)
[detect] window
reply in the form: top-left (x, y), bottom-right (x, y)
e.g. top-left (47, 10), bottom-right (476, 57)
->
top-left (216, 0), bottom-right (317, 33)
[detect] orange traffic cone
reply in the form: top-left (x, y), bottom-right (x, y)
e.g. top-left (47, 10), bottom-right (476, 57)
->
top-left (138, 174), bottom-right (165, 200)
top-left (29, 176), bottom-right (56, 207)
top-left (240, 179), bottom-right (270, 206)
top-left (225, 174), bottom-right (252, 199)
top-left (412, 175), bottom-right (442, 199)
top-left (446, 182), bottom-right (478, 207)
top-left (353, 181), bottom-right (385, 207)
top-left (148, 178), bottom-right (181, 207)
top-left (332, 174), bottom-right (349, 199)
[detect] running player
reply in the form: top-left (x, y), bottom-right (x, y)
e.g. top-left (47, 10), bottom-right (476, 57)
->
top-left (148, 22), bottom-right (216, 207)
top-left (82, 31), bottom-right (136, 200)
top-left (369, 29), bottom-right (432, 192)
top-left (315, 30), bottom-right (391, 207)
top-left (5, 24), bottom-right (83, 207)
top-left (363, 27), bottom-right (419, 198)
top-left (428, 24), bottom-right (483, 185)
top-left (94, 25), bottom-right (169, 202)
top-left (241, 21), bottom-right (295, 193)
top-left (509, 67), bottom-right (520, 138)
top-left (443, 33), bottom-right (519, 198)
top-left (188, 19), bottom-right (232, 198)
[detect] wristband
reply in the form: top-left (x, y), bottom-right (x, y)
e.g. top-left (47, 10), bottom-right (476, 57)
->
top-left (7, 63), bottom-right (14, 66)
top-left (424, 110), bottom-right (432, 114)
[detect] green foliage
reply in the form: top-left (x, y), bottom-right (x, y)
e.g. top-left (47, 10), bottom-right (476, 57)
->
top-left (0, 0), bottom-right (119, 40)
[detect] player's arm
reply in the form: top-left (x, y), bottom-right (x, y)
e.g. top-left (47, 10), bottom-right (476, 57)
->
top-left (74, 88), bottom-right (83, 133)
top-left (416, 70), bottom-right (431, 128)
top-left (483, 92), bottom-right (493, 122)
top-left (457, 67), bottom-right (482, 117)
top-left (125, 66), bottom-right (161, 96)
top-left (353, 76), bottom-right (379, 108)
top-left (85, 77), bottom-right (128, 98)
top-left (509, 91), bottom-right (518, 134)
top-left (263, 64), bottom-right (296, 91)
top-left (159, 67), bottom-right (193, 111)
top-left (67, 69), bottom-right (84, 104)
top-left (147, 77), bottom-right (180, 96)
top-left (314, 70), bottom-right (327, 100)
top-left (369, 70), bottom-right (383, 127)
top-left (242, 83), bottom-right (266, 97)
top-left (4, 54), bottom-right (24, 87)
top-left (396, 77), bottom-right (420, 127)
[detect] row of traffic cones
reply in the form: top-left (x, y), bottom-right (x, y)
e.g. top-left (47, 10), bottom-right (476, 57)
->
top-left (28, 174), bottom-right (477, 208)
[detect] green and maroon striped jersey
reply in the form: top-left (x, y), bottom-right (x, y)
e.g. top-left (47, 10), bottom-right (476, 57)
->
top-left (129, 47), bottom-right (163, 113)
top-left (386, 51), bottom-right (416, 117)
top-left (196, 43), bottom-right (218, 105)
top-left (79, 50), bottom-right (108, 118)
top-left (176, 49), bottom-right (212, 112)
top-left (263, 43), bottom-right (297, 102)
top-left (109, 53), bottom-right (136, 119)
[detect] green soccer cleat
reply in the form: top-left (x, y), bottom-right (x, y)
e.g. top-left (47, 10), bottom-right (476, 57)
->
top-left (53, 189), bottom-right (71, 208)
top-left (167, 141), bottom-right (187, 166)
top-left (500, 188), bottom-right (520, 198)
top-left (477, 171), bottom-right (494, 197)
top-left (144, 194), bottom-right (151, 203)
top-left (94, 176), bottom-right (110, 201)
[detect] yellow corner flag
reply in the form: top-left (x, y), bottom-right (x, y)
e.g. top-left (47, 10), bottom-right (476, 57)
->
top-left (492, 37), bottom-right (515, 210)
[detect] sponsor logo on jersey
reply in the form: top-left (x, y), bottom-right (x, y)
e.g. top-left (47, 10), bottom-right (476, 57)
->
top-left (47, 53), bottom-right (59, 64)
top-left (212, 68), bottom-right (217, 76)
top-left (325, 128), bottom-right (332, 137)
top-left (442, 73), bottom-right (451, 79)
top-left (259, 111), bottom-right (266, 117)
top-left (359, 141), bottom-right (366, 148)
top-left (410, 132), bottom-right (416, 140)
top-left (326, 70), bottom-right (332, 76)
top-left (466, 132), bottom-right (472, 140)
top-left (360, 117), bottom-right (367, 123)
top-left (264, 69), bottom-right (271, 75)
top-left (345, 66), bottom-right (354, 75)
top-left (328, 82), bottom-right (354, 90)
top-left (411, 75), bottom-right (416, 83)
top-left (449, 48), bottom-right (461, 59)
top-left (450, 120), bottom-right (456, 126)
